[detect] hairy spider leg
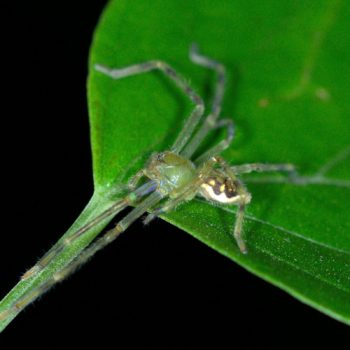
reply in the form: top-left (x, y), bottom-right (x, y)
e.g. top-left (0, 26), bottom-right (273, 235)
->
top-left (230, 162), bottom-right (298, 252)
top-left (216, 158), bottom-right (297, 253)
top-left (21, 181), bottom-right (157, 281)
top-left (233, 202), bottom-right (249, 254)
top-left (95, 60), bottom-right (204, 154)
top-left (231, 163), bottom-right (297, 176)
top-left (214, 156), bottom-right (252, 253)
top-left (127, 169), bottom-right (146, 190)
top-left (193, 118), bottom-right (234, 164)
top-left (2, 190), bottom-right (163, 321)
top-left (181, 43), bottom-right (227, 158)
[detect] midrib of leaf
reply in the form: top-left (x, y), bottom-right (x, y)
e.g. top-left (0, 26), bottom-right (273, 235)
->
top-left (244, 212), bottom-right (350, 256)
top-left (283, 0), bottom-right (342, 99)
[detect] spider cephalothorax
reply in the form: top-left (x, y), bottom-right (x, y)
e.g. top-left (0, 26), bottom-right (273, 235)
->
top-left (144, 151), bottom-right (196, 197)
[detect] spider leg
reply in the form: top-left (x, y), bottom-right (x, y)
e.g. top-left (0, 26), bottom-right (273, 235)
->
top-left (144, 184), bottom-right (200, 224)
top-left (95, 61), bottom-right (204, 154)
top-left (127, 169), bottom-right (146, 190)
top-left (214, 156), bottom-right (252, 253)
top-left (59, 190), bottom-right (163, 277)
top-left (144, 190), bottom-right (196, 225)
top-left (2, 190), bottom-right (164, 321)
top-left (181, 44), bottom-right (227, 158)
top-left (193, 118), bottom-right (234, 164)
top-left (21, 181), bottom-right (157, 280)
top-left (231, 163), bottom-right (297, 176)
top-left (190, 43), bottom-right (226, 118)
top-left (233, 202), bottom-right (249, 254)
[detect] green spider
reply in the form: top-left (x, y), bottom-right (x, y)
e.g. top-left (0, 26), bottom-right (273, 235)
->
top-left (1, 44), bottom-right (295, 322)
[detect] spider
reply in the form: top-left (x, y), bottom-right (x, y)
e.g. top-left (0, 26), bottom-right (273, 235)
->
top-left (1, 44), bottom-right (296, 322)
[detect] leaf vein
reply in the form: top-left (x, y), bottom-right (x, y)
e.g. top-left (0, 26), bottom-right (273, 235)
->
top-left (218, 204), bottom-right (350, 255)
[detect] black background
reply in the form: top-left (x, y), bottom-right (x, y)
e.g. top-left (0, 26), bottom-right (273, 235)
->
top-left (1, 1), bottom-right (348, 347)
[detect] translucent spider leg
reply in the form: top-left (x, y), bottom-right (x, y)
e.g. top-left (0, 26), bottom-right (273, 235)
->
top-left (181, 43), bottom-right (227, 158)
top-left (143, 191), bottom-right (194, 225)
top-left (193, 118), bottom-right (234, 164)
top-left (190, 44), bottom-right (225, 118)
top-left (2, 190), bottom-right (164, 321)
top-left (95, 60), bottom-right (204, 154)
top-left (21, 181), bottom-right (157, 280)
top-left (231, 163), bottom-right (297, 176)
top-left (234, 202), bottom-right (249, 254)
top-left (216, 156), bottom-right (252, 253)
top-left (57, 190), bottom-right (163, 277)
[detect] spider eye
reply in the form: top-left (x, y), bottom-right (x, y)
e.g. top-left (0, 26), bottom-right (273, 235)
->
top-left (224, 178), bottom-right (238, 198)
top-left (156, 153), bottom-right (164, 161)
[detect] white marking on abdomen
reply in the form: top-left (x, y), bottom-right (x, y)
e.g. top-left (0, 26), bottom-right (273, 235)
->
top-left (200, 184), bottom-right (242, 204)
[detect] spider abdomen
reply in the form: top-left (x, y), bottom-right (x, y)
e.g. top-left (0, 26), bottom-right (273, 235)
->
top-left (200, 175), bottom-right (245, 204)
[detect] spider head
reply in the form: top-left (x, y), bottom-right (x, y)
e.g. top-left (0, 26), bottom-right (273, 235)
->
top-left (145, 151), bottom-right (196, 194)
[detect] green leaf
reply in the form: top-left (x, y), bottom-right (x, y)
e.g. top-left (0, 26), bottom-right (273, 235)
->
top-left (88, 0), bottom-right (350, 324)
top-left (1, 0), bottom-right (349, 332)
